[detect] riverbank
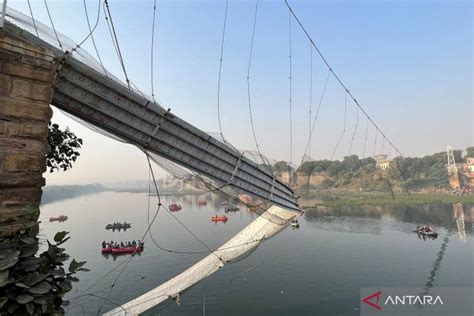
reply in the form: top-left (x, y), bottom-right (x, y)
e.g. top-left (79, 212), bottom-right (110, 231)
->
top-left (299, 191), bottom-right (474, 208)
top-left (111, 187), bottom-right (207, 196)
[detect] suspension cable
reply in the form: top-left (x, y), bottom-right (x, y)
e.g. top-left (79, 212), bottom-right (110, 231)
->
top-left (150, 0), bottom-right (157, 101)
top-left (246, 0), bottom-right (266, 164)
top-left (300, 69), bottom-right (331, 165)
top-left (362, 117), bottom-right (369, 157)
top-left (216, 0), bottom-right (229, 138)
top-left (288, 9), bottom-right (293, 166)
top-left (44, 0), bottom-right (63, 50)
top-left (285, 0), bottom-right (404, 158)
top-left (373, 127), bottom-right (378, 157)
top-left (103, 0), bottom-right (131, 88)
top-left (308, 44), bottom-right (313, 159)
top-left (330, 90), bottom-right (347, 160)
top-left (27, 0), bottom-right (39, 37)
top-left (348, 101), bottom-right (359, 155)
top-left (82, 0), bottom-right (107, 75)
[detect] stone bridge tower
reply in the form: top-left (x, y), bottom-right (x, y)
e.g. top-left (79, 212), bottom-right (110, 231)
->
top-left (0, 32), bottom-right (55, 241)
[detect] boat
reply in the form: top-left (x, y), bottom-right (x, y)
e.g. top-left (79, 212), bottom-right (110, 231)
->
top-left (169, 204), bottom-right (182, 212)
top-left (105, 222), bottom-right (131, 230)
top-left (211, 215), bottom-right (228, 223)
top-left (111, 246), bottom-right (143, 254)
top-left (290, 219), bottom-right (299, 228)
top-left (221, 201), bottom-right (229, 206)
top-left (101, 247), bottom-right (113, 254)
top-left (225, 206), bottom-right (240, 213)
top-left (198, 200), bottom-right (207, 206)
top-left (414, 226), bottom-right (438, 237)
top-left (49, 215), bottom-right (68, 222)
top-left (101, 243), bottom-right (144, 255)
top-left (414, 229), bottom-right (438, 237)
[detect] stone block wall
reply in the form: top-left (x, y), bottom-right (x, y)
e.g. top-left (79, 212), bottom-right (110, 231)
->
top-left (0, 32), bottom-right (55, 238)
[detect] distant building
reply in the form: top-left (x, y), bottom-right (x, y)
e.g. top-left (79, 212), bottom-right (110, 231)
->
top-left (374, 154), bottom-right (391, 170)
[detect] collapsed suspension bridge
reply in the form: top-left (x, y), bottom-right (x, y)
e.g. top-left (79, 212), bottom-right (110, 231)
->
top-left (0, 1), bottom-right (403, 315)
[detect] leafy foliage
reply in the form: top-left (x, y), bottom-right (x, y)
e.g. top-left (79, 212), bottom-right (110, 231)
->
top-left (46, 123), bottom-right (82, 173)
top-left (296, 148), bottom-right (470, 193)
top-left (466, 147), bottom-right (474, 157)
top-left (0, 230), bottom-right (87, 315)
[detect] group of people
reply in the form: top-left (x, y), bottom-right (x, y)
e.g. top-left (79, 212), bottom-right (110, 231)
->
top-left (416, 225), bottom-right (434, 233)
top-left (102, 240), bottom-right (143, 249)
top-left (447, 186), bottom-right (472, 196)
top-left (111, 222), bottom-right (129, 226)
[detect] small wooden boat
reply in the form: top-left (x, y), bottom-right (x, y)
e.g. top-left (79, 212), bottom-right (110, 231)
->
top-left (49, 215), bottom-right (68, 222)
top-left (211, 215), bottom-right (228, 223)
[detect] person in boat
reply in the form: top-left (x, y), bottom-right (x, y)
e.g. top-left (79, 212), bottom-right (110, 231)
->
top-left (102, 241), bottom-right (106, 248)
top-left (132, 240), bottom-right (137, 246)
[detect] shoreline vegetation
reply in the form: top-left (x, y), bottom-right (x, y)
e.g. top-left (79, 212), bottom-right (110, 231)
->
top-left (42, 184), bottom-right (474, 209)
top-left (299, 191), bottom-right (474, 208)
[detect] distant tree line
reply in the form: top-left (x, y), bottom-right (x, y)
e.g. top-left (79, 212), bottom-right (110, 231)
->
top-left (259, 147), bottom-right (472, 193)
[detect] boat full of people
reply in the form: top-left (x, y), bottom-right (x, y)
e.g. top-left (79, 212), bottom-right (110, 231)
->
top-left (169, 203), bottom-right (182, 212)
top-left (414, 225), bottom-right (438, 237)
top-left (105, 222), bottom-right (131, 230)
top-left (101, 240), bottom-right (144, 255)
top-left (49, 215), bottom-right (68, 222)
top-left (211, 215), bottom-right (228, 223)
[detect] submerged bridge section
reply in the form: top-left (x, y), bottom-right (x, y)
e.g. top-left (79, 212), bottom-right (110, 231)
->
top-left (2, 10), bottom-right (300, 211)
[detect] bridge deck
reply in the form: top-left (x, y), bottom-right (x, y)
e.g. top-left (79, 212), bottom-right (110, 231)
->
top-left (3, 14), bottom-right (300, 211)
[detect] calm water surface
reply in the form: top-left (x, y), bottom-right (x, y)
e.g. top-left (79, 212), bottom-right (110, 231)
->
top-left (39, 192), bottom-right (473, 315)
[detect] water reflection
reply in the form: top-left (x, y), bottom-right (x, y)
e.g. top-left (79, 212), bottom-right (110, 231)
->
top-left (305, 203), bottom-right (473, 238)
top-left (453, 203), bottom-right (467, 242)
top-left (416, 232), bottom-right (438, 241)
top-left (421, 235), bottom-right (450, 295)
top-left (39, 192), bottom-right (472, 316)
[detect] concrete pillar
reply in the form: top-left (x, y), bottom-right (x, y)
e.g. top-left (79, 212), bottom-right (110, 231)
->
top-left (0, 32), bottom-right (55, 238)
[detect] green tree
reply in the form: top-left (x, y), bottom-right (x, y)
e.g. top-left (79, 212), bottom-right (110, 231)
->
top-left (274, 161), bottom-right (292, 173)
top-left (46, 123), bottom-right (82, 172)
top-left (465, 147), bottom-right (474, 157)
top-left (298, 161), bottom-right (318, 189)
top-left (320, 178), bottom-right (335, 189)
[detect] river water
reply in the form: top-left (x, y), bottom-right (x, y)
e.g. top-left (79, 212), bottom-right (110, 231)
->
top-left (39, 191), bottom-right (473, 315)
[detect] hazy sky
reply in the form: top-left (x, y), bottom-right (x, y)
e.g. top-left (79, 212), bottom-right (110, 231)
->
top-left (7, 0), bottom-right (472, 185)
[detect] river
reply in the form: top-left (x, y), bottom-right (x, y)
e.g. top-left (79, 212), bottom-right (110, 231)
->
top-left (39, 191), bottom-right (473, 315)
